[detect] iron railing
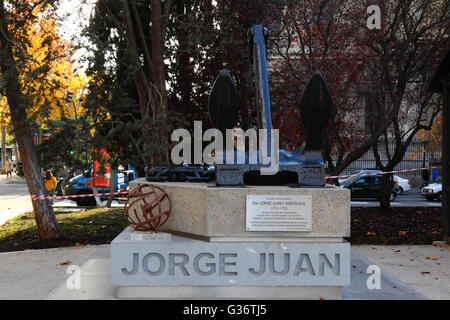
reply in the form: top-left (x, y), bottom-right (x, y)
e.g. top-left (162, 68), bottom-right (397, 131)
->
top-left (329, 139), bottom-right (442, 177)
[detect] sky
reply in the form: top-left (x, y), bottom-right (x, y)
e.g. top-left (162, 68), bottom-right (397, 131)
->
top-left (55, 0), bottom-right (96, 70)
top-left (56, 0), bottom-right (94, 39)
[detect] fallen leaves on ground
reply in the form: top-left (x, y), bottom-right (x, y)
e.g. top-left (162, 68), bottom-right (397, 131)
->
top-left (59, 260), bottom-right (71, 265)
top-left (426, 256), bottom-right (438, 261)
top-left (347, 207), bottom-right (442, 245)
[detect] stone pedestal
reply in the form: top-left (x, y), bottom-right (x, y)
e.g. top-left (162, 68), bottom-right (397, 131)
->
top-left (111, 179), bottom-right (351, 299)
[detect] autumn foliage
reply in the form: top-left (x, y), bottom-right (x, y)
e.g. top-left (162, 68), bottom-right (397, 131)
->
top-left (8, 1), bottom-right (86, 124)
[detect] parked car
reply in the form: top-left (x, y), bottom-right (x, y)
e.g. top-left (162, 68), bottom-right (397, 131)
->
top-left (420, 179), bottom-right (441, 191)
top-left (338, 169), bottom-right (382, 185)
top-left (342, 174), bottom-right (396, 201)
top-left (421, 181), bottom-right (443, 201)
top-left (393, 175), bottom-right (411, 195)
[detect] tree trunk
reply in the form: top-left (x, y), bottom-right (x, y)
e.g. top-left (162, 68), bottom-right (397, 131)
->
top-left (379, 174), bottom-right (392, 209)
top-left (0, 2), bottom-right (60, 239)
top-left (122, 0), bottom-right (170, 165)
top-left (93, 186), bottom-right (103, 207)
top-left (151, 0), bottom-right (168, 117)
top-left (11, 126), bottom-right (20, 164)
top-left (441, 74), bottom-right (449, 243)
top-left (122, 0), bottom-right (152, 119)
top-left (14, 141), bottom-right (19, 162)
top-left (1, 124), bottom-right (5, 173)
top-left (151, 0), bottom-right (169, 164)
top-left (106, 167), bottom-right (116, 208)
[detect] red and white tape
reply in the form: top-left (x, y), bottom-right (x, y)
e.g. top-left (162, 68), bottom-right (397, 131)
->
top-left (31, 190), bottom-right (128, 201)
top-left (30, 166), bottom-right (442, 201)
top-left (325, 166), bottom-right (442, 180)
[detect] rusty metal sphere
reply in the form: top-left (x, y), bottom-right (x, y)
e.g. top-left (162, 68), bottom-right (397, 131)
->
top-left (124, 184), bottom-right (171, 232)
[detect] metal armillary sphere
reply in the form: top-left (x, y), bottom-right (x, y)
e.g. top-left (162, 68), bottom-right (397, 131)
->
top-left (124, 184), bottom-right (171, 232)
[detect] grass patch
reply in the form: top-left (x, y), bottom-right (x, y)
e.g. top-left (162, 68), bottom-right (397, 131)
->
top-left (0, 208), bottom-right (127, 252)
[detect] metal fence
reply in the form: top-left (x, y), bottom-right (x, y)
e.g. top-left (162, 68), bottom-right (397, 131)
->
top-left (330, 140), bottom-right (442, 177)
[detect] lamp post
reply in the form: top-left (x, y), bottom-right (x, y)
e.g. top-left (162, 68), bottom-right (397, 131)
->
top-left (64, 89), bottom-right (79, 161)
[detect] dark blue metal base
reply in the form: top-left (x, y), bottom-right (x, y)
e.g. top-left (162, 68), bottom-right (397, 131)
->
top-left (215, 149), bottom-right (325, 186)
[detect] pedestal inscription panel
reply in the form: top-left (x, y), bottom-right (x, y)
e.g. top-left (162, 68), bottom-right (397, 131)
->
top-left (111, 227), bottom-right (350, 287)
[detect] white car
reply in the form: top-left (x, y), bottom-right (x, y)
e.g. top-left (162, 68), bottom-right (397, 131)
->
top-left (393, 175), bottom-right (411, 194)
top-left (421, 182), bottom-right (443, 201)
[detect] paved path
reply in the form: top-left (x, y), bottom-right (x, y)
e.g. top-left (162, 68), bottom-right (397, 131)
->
top-left (0, 174), bottom-right (30, 210)
top-left (0, 245), bottom-right (113, 299)
top-left (0, 244), bottom-right (448, 300)
top-left (352, 245), bottom-right (450, 300)
top-left (0, 174), bottom-right (32, 226)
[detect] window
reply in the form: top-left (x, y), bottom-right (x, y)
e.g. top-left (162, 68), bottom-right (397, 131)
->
top-left (354, 177), bottom-right (369, 185)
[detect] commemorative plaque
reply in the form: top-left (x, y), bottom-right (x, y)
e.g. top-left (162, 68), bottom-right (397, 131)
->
top-left (246, 195), bottom-right (312, 232)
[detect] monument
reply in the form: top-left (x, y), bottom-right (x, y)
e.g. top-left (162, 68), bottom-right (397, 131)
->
top-left (110, 25), bottom-right (350, 299)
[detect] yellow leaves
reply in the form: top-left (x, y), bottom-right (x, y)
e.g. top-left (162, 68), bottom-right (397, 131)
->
top-left (9, 2), bottom-right (88, 123)
top-left (416, 129), bottom-right (428, 139)
top-left (0, 96), bottom-right (9, 125)
top-left (414, 115), bottom-right (442, 150)
top-left (426, 256), bottom-right (438, 261)
top-left (430, 114), bottom-right (442, 148)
